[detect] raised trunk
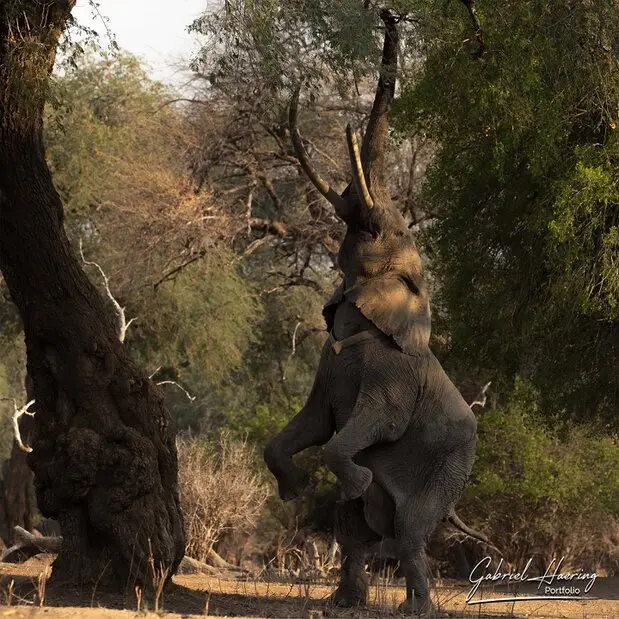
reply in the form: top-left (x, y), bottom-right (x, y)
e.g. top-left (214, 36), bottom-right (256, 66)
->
top-left (360, 10), bottom-right (398, 192)
top-left (0, 1), bottom-right (185, 590)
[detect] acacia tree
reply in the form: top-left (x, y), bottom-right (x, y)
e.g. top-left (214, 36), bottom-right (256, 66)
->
top-left (0, 0), bottom-right (184, 589)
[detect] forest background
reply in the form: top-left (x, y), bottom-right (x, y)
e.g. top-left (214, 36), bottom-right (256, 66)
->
top-left (0, 0), bottom-right (617, 578)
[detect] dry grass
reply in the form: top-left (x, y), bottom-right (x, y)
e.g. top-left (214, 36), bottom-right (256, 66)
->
top-left (177, 432), bottom-right (269, 564)
top-left (0, 557), bottom-right (617, 618)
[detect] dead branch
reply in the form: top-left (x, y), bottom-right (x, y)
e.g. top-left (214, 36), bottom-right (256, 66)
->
top-left (79, 239), bottom-right (135, 342)
top-left (156, 380), bottom-right (196, 402)
top-left (1, 526), bottom-right (61, 563)
top-left (2, 398), bottom-right (36, 453)
top-left (469, 381), bottom-right (492, 410)
top-left (153, 249), bottom-right (206, 290)
top-left (360, 9), bottom-right (399, 183)
top-left (289, 321), bottom-right (303, 359)
top-left (1, 526), bottom-right (246, 575)
top-left (148, 368), bottom-right (195, 402)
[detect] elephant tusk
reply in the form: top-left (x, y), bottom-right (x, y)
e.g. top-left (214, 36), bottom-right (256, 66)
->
top-left (346, 123), bottom-right (374, 210)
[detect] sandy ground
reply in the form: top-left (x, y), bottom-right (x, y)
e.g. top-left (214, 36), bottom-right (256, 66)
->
top-left (0, 558), bottom-right (616, 619)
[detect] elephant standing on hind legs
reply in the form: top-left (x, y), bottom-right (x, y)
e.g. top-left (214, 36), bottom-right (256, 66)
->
top-left (264, 10), bottom-right (491, 617)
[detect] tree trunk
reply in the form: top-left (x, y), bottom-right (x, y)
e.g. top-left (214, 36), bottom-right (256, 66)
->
top-left (0, 412), bottom-right (37, 546)
top-left (0, 375), bottom-right (38, 547)
top-left (0, 1), bottom-right (185, 590)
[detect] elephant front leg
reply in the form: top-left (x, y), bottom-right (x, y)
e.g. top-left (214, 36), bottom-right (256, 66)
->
top-left (264, 360), bottom-right (334, 500)
top-left (323, 401), bottom-right (408, 502)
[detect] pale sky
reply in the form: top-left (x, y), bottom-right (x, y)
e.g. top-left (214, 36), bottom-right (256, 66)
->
top-left (72, 0), bottom-right (211, 86)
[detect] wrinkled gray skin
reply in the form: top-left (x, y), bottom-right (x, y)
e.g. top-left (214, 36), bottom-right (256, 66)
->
top-left (264, 12), bottom-right (479, 616)
top-left (265, 237), bottom-right (477, 615)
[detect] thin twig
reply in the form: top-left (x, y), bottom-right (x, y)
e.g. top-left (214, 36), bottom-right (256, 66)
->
top-left (469, 381), bottom-right (492, 410)
top-left (79, 239), bottom-right (134, 342)
top-left (156, 380), bottom-right (196, 402)
top-left (289, 321), bottom-right (303, 359)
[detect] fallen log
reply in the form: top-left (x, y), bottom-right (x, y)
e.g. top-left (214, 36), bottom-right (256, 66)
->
top-left (1, 525), bottom-right (247, 577)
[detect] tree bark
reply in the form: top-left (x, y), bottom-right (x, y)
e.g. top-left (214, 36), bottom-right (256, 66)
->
top-left (0, 1), bottom-right (185, 590)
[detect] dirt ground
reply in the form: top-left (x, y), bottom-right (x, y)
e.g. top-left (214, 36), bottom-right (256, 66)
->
top-left (0, 558), bottom-right (616, 619)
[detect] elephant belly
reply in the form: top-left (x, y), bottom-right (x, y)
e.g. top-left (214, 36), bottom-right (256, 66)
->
top-left (356, 385), bottom-right (477, 503)
top-left (359, 435), bottom-right (475, 507)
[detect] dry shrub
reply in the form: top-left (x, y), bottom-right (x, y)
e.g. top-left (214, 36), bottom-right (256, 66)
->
top-left (176, 432), bottom-right (269, 562)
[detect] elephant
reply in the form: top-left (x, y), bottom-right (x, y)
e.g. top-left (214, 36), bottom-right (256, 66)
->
top-left (264, 11), bottom-right (491, 616)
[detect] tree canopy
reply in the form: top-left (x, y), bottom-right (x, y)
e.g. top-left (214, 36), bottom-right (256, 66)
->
top-left (394, 0), bottom-right (619, 426)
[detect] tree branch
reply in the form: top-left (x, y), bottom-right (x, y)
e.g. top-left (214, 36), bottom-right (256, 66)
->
top-left (79, 239), bottom-right (134, 342)
top-left (2, 398), bottom-right (36, 453)
top-left (469, 381), bottom-right (492, 410)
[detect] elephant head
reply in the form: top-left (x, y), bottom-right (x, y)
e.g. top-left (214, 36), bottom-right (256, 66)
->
top-left (289, 11), bottom-right (430, 354)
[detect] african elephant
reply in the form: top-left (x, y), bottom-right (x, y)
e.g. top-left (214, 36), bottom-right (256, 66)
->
top-left (265, 11), bottom-right (489, 616)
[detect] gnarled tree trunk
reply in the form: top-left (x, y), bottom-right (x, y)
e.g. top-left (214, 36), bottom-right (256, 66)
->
top-left (0, 1), bottom-right (185, 590)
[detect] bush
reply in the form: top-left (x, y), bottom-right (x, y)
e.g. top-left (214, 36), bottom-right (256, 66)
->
top-left (176, 432), bottom-right (269, 563)
top-left (459, 382), bottom-right (619, 574)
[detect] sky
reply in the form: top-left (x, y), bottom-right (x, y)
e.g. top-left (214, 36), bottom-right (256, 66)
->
top-left (72, 0), bottom-right (210, 86)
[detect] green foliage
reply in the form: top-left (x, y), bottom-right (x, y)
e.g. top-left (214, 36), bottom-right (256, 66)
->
top-left (42, 53), bottom-right (328, 435)
top-left (190, 0), bottom-right (381, 91)
top-left (235, 399), bottom-right (302, 448)
top-left (463, 382), bottom-right (619, 570)
top-left (473, 389), bottom-right (619, 513)
top-left (396, 0), bottom-right (619, 424)
top-left (550, 149), bottom-right (619, 320)
top-left (45, 52), bottom-right (178, 215)
top-left (131, 250), bottom-right (261, 386)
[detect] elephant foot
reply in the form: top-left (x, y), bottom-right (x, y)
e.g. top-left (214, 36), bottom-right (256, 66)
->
top-left (327, 585), bottom-right (368, 608)
top-left (277, 465), bottom-right (310, 501)
top-left (337, 464), bottom-right (372, 502)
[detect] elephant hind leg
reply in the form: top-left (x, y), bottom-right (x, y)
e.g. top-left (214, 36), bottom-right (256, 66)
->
top-left (330, 498), bottom-right (381, 608)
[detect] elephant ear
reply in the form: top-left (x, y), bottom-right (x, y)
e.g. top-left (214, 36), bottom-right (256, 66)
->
top-left (345, 275), bottom-right (431, 354)
top-left (322, 282), bottom-right (345, 332)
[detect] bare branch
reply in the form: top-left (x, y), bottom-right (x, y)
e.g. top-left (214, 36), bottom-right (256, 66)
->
top-left (156, 381), bottom-right (196, 402)
top-left (245, 185), bottom-right (255, 235)
top-left (469, 381), bottom-right (492, 410)
top-left (149, 367), bottom-right (162, 380)
top-left (79, 239), bottom-right (134, 342)
top-left (289, 321), bottom-right (303, 359)
top-left (149, 368), bottom-right (195, 402)
top-left (5, 398), bottom-right (36, 453)
top-left (0, 526), bottom-right (61, 563)
top-left (154, 249), bottom-right (206, 290)
top-left (289, 87), bottom-right (347, 212)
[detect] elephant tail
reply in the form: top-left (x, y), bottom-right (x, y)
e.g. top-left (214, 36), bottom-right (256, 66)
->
top-left (447, 510), bottom-right (503, 556)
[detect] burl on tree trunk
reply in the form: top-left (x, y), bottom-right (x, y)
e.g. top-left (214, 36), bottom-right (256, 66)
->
top-left (0, 1), bottom-right (185, 589)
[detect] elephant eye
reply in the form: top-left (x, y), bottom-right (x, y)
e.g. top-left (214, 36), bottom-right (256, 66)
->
top-left (400, 274), bottom-right (421, 295)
